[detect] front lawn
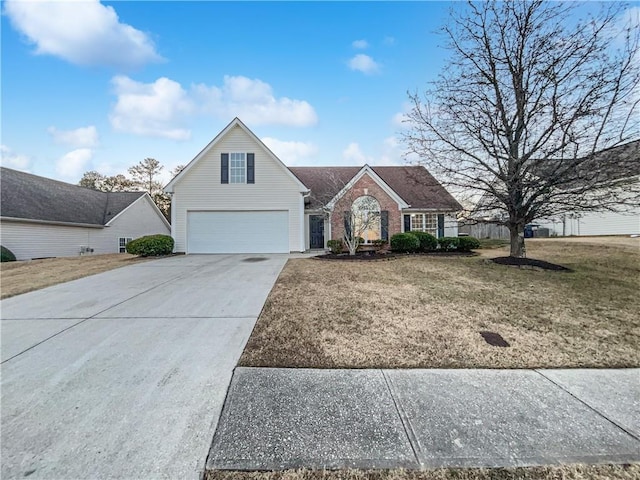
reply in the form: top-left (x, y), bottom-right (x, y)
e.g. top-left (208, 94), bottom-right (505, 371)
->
top-left (239, 239), bottom-right (639, 369)
top-left (0, 254), bottom-right (148, 299)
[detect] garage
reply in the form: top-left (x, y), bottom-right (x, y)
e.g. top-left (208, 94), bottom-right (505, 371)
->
top-left (187, 211), bottom-right (289, 254)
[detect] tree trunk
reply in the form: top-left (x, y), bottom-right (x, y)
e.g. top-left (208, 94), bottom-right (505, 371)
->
top-left (508, 224), bottom-right (526, 258)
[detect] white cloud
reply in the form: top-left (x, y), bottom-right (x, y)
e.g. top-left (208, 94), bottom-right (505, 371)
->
top-left (341, 138), bottom-right (408, 167)
top-left (109, 76), bottom-right (193, 140)
top-left (0, 145), bottom-right (31, 171)
top-left (4, 0), bottom-right (162, 69)
top-left (352, 39), bottom-right (369, 49)
top-left (383, 36), bottom-right (396, 46)
top-left (48, 126), bottom-right (99, 148)
top-left (194, 75), bottom-right (318, 127)
top-left (391, 102), bottom-right (414, 128)
top-left (379, 136), bottom-right (406, 165)
top-left (261, 137), bottom-right (318, 165)
top-left (348, 54), bottom-right (381, 75)
top-left (56, 148), bottom-right (93, 179)
top-left (342, 142), bottom-right (371, 165)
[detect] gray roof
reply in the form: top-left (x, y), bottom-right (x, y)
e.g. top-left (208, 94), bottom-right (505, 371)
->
top-left (1, 167), bottom-right (146, 226)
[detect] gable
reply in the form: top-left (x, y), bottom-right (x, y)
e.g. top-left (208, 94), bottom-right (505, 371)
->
top-left (165, 118), bottom-right (307, 193)
top-left (290, 165), bottom-right (462, 211)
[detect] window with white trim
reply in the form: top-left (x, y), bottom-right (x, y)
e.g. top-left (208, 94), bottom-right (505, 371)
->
top-left (410, 213), bottom-right (437, 236)
top-left (119, 237), bottom-right (132, 253)
top-left (229, 152), bottom-right (246, 184)
top-left (352, 195), bottom-right (381, 243)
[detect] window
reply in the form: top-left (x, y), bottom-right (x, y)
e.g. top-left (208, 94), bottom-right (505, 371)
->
top-left (410, 213), bottom-right (437, 236)
top-left (119, 237), bottom-right (132, 253)
top-left (229, 152), bottom-right (246, 184)
top-left (352, 196), bottom-right (381, 243)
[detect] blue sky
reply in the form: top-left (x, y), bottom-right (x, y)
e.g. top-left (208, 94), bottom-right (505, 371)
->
top-left (1, 1), bottom-right (633, 186)
top-left (1, 1), bottom-right (454, 184)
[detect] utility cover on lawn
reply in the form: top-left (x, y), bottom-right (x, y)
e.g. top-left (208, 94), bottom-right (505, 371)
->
top-left (480, 331), bottom-right (511, 347)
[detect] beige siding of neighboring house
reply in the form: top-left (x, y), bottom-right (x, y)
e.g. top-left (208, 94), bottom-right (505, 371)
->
top-left (171, 124), bottom-right (304, 253)
top-left (538, 209), bottom-right (640, 236)
top-left (537, 180), bottom-right (640, 236)
top-left (0, 221), bottom-right (98, 260)
top-left (0, 196), bottom-right (170, 260)
top-left (91, 196), bottom-right (170, 252)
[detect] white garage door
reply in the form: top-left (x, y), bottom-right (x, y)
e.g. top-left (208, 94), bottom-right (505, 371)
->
top-left (187, 211), bottom-right (289, 254)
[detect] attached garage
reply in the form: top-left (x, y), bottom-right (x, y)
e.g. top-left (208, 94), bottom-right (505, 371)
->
top-left (187, 211), bottom-right (289, 254)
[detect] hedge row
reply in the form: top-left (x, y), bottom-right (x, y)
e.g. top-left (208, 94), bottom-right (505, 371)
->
top-left (390, 232), bottom-right (480, 253)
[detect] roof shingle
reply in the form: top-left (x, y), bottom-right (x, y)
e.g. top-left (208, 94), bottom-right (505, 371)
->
top-left (1, 167), bottom-right (145, 226)
top-left (289, 165), bottom-right (462, 211)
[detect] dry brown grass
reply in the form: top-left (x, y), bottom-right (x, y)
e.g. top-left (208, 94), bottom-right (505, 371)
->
top-left (207, 464), bottom-right (640, 480)
top-left (0, 254), bottom-right (148, 299)
top-left (240, 240), bottom-right (640, 369)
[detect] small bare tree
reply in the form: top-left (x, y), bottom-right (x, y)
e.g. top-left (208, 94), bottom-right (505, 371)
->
top-left (317, 172), bottom-right (383, 256)
top-left (402, 1), bottom-right (639, 257)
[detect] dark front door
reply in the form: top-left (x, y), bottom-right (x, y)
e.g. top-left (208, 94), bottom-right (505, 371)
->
top-left (309, 215), bottom-right (325, 249)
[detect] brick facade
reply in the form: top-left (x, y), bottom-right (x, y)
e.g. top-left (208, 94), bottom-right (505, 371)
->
top-left (330, 173), bottom-right (402, 241)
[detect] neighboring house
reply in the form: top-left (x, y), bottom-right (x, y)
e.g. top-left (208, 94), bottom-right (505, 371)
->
top-left (165, 118), bottom-right (462, 254)
top-left (0, 167), bottom-right (171, 260)
top-left (467, 140), bottom-right (639, 238)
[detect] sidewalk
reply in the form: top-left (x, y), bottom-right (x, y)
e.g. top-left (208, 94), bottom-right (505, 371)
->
top-left (206, 368), bottom-right (639, 471)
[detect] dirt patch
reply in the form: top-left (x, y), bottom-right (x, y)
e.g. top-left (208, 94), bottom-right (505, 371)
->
top-left (206, 464), bottom-right (640, 480)
top-left (491, 256), bottom-right (571, 271)
top-left (0, 254), bottom-right (149, 299)
top-left (240, 241), bottom-right (640, 369)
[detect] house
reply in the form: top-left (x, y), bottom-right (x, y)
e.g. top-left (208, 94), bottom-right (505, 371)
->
top-left (164, 118), bottom-right (461, 254)
top-left (0, 167), bottom-right (171, 260)
top-left (465, 140), bottom-right (639, 238)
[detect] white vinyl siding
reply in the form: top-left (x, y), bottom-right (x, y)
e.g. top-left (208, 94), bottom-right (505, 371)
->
top-left (171, 124), bottom-right (304, 253)
top-left (0, 196), bottom-right (170, 260)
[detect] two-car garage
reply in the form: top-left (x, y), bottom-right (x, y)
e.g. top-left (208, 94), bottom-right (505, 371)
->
top-left (186, 211), bottom-right (290, 254)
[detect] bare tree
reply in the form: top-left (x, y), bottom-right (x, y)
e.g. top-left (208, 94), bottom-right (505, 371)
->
top-left (402, 1), bottom-right (639, 257)
top-left (78, 171), bottom-right (134, 192)
top-left (317, 173), bottom-right (383, 255)
top-left (78, 171), bottom-right (105, 190)
top-left (128, 157), bottom-right (163, 196)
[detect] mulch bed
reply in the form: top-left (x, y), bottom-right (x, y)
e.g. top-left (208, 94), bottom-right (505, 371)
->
top-left (315, 251), bottom-right (479, 261)
top-left (491, 256), bottom-right (572, 271)
top-left (315, 252), bottom-right (399, 261)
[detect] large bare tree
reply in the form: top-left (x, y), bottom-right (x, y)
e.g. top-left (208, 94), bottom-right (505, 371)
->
top-left (402, 0), bottom-right (639, 257)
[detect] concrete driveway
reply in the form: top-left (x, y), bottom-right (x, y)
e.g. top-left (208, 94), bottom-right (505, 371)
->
top-left (1, 254), bottom-right (288, 479)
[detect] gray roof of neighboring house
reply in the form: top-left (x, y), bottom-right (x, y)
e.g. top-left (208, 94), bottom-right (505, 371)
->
top-left (289, 165), bottom-right (462, 211)
top-left (0, 167), bottom-right (146, 226)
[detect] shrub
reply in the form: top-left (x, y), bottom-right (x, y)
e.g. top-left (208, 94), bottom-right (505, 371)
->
top-left (410, 231), bottom-right (438, 251)
top-left (457, 236), bottom-right (481, 252)
top-left (438, 236), bottom-right (460, 252)
top-left (390, 233), bottom-right (420, 252)
top-left (1, 245), bottom-right (16, 262)
top-left (126, 234), bottom-right (174, 257)
top-left (372, 239), bottom-right (388, 247)
top-left (327, 239), bottom-right (344, 254)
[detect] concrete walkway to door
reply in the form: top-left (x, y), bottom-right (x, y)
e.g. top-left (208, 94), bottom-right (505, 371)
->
top-left (1, 254), bottom-right (287, 480)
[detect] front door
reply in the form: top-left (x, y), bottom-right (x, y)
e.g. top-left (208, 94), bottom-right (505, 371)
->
top-left (309, 215), bottom-right (325, 249)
